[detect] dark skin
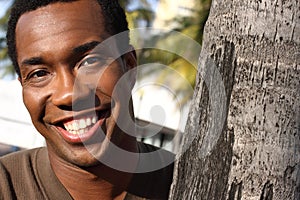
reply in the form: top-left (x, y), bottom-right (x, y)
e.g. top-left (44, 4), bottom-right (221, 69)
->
top-left (16, 0), bottom-right (138, 199)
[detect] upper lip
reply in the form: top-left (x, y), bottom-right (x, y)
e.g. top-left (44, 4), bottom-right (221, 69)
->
top-left (49, 105), bottom-right (111, 126)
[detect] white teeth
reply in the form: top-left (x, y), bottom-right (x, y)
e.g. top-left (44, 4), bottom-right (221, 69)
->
top-left (79, 129), bottom-right (84, 134)
top-left (65, 123), bottom-right (71, 131)
top-left (86, 118), bottom-right (91, 126)
top-left (63, 116), bottom-right (98, 134)
top-left (73, 122), bottom-right (79, 131)
top-left (79, 119), bottom-right (85, 129)
top-left (92, 116), bottom-right (97, 124)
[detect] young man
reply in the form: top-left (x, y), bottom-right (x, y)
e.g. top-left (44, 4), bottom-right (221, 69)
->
top-left (0, 0), bottom-right (174, 199)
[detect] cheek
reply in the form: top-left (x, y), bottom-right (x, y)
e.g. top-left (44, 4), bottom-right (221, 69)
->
top-left (99, 75), bottom-right (120, 95)
top-left (97, 65), bottom-right (124, 96)
top-left (22, 87), bottom-right (45, 122)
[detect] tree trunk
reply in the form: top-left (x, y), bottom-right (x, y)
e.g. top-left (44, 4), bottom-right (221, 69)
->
top-left (169, 0), bottom-right (299, 199)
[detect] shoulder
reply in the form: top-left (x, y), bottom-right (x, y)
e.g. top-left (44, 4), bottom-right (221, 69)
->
top-left (128, 142), bottom-right (175, 199)
top-left (137, 142), bottom-right (175, 170)
top-left (0, 147), bottom-right (48, 182)
top-left (0, 147), bottom-right (48, 199)
top-left (0, 147), bottom-right (72, 200)
top-left (0, 147), bottom-right (46, 168)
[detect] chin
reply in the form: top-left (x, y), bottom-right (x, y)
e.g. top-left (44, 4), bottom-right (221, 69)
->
top-left (68, 138), bottom-right (111, 167)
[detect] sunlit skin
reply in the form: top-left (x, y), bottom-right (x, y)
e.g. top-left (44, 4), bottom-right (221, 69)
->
top-left (16, 0), bottom-right (138, 199)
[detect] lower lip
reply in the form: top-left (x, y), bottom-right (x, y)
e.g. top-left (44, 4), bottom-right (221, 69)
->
top-left (56, 117), bottom-right (107, 144)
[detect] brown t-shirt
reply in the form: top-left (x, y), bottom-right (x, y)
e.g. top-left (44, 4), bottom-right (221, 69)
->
top-left (0, 143), bottom-right (174, 200)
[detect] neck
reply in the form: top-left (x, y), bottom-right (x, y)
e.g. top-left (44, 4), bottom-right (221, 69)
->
top-left (48, 142), bottom-right (139, 200)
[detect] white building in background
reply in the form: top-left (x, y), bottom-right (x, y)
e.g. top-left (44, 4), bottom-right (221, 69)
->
top-left (153, 0), bottom-right (196, 30)
top-left (0, 80), bottom-right (45, 149)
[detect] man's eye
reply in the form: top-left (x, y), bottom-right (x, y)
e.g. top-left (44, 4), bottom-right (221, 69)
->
top-left (28, 70), bottom-right (49, 79)
top-left (79, 55), bottom-right (105, 67)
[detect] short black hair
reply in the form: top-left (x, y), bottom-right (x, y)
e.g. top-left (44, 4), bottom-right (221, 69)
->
top-left (7, 0), bottom-right (129, 77)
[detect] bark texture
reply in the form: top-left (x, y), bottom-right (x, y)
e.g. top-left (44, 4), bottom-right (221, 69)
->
top-left (169, 0), bottom-right (299, 199)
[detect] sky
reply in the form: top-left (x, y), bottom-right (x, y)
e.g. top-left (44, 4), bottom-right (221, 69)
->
top-left (0, 0), bottom-right (12, 18)
top-left (0, 0), bottom-right (13, 80)
top-left (127, 0), bottom-right (158, 12)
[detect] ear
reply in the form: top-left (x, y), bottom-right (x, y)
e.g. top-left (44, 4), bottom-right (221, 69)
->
top-left (18, 76), bottom-right (23, 86)
top-left (123, 45), bottom-right (137, 71)
top-left (123, 45), bottom-right (137, 88)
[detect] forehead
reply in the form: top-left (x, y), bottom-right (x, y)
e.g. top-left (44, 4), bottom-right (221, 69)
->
top-left (16, 0), bottom-right (106, 34)
top-left (15, 0), bottom-right (110, 60)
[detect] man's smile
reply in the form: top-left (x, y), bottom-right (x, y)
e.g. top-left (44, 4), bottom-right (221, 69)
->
top-left (63, 115), bottom-right (98, 134)
top-left (54, 109), bottom-right (111, 144)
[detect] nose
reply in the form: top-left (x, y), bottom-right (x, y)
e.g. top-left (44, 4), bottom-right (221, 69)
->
top-left (51, 68), bottom-right (92, 111)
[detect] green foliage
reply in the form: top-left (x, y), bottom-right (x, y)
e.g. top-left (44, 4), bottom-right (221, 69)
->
top-left (123, 0), bottom-right (155, 28)
top-left (137, 0), bottom-right (212, 105)
top-left (0, 5), bottom-right (14, 79)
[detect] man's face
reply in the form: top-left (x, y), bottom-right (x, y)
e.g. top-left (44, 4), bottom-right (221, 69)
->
top-left (16, 0), bottom-right (136, 166)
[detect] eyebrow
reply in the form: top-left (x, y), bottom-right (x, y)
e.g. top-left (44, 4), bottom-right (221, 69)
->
top-left (20, 41), bottom-right (101, 67)
top-left (73, 41), bottom-right (101, 55)
top-left (21, 57), bottom-right (44, 66)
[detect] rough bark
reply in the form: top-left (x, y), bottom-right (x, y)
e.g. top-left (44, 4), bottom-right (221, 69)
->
top-left (169, 0), bottom-right (299, 199)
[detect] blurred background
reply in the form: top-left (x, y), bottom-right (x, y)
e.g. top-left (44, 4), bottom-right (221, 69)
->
top-left (0, 0), bottom-right (211, 155)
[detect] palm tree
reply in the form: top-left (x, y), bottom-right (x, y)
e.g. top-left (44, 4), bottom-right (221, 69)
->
top-left (169, 0), bottom-right (300, 198)
top-left (137, 0), bottom-right (212, 105)
top-left (0, 4), bottom-right (14, 79)
top-left (122, 0), bottom-right (155, 28)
